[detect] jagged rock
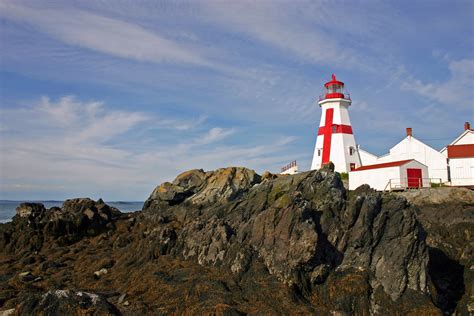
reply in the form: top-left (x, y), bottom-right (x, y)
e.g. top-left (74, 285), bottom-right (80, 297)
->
top-left (15, 203), bottom-right (46, 219)
top-left (144, 167), bottom-right (261, 210)
top-left (0, 198), bottom-right (122, 254)
top-left (399, 187), bottom-right (474, 315)
top-left (140, 168), bottom-right (433, 312)
top-left (261, 171), bottom-right (278, 181)
top-left (310, 264), bottom-right (331, 284)
top-left (189, 167), bottom-right (261, 205)
top-left (321, 161), bottom-right (335, 172)
top-left (337, 189), bottom-right (428, 301)
top-left (117, 293), bottom-right (126, 304)
top-left (16, 290), bottom-right (120, 315)
top-left (172, 169), bottom-right (207, 191)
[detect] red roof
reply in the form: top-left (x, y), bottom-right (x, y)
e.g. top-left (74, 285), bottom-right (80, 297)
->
top-left (447, 144), bottom-right (474, 158)
top-left (352, 159), bottom-right (413, 172)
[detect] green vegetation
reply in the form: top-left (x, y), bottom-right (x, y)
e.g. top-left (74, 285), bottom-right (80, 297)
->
top-left (339, 172), bottom-right (349, 180)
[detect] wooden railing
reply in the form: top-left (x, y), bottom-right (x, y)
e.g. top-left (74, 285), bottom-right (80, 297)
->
top-left (383, 178), bottom-right (442, 191)
top-left (281, 160), bottom-right (297, 173)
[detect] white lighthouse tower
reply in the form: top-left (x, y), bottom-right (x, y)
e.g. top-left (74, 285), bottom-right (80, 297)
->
top-left (311, 74), bottom-right (361, 173)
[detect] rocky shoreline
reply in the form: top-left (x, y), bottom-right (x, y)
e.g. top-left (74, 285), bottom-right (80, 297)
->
top-left (0, 167), bottom-right (472, 315)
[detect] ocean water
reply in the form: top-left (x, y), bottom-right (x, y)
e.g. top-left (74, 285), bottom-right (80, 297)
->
top-left (0, 200), bottom-right (144, 223)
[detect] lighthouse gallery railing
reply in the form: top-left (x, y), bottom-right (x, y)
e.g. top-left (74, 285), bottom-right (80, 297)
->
top-left (318, 93), bottom-right (351, 101)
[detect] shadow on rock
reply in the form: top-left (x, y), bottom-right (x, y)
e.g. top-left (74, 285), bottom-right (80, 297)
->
top-left (428, 247), bottom-right (465, 314)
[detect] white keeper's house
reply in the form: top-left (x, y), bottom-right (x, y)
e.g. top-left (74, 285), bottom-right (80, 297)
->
top-left (353, 124), bottom-right (474, 190)
top-left (359, 127), bottom-right (449, 183)
top-left (441, 122), bottom-right (474, 186)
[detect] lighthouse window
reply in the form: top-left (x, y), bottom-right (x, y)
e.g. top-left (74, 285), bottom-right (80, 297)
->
top-left (329, 85), bottom-right (341, 93)
top-left (332, 126), bottom-right (337, 132)
top-left (349, 147), bottom-right (354, 155)
top-left (318, 149), bottom-right (321, 156)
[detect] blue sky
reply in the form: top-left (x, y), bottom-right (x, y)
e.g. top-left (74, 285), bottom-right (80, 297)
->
top-left (0, 0), bottom-right (473, 200)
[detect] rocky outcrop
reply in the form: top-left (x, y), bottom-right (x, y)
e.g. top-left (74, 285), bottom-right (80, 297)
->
top-left (0, 168), bottom-right (470, 314)
top-left (399, 188), bottom-right (474, 315)
top-left (137, 168), bottom-right (434, 313)
top-left (0, 198), bottom-right (122, 255)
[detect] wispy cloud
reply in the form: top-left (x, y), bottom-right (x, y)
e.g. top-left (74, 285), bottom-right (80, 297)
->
top-left (146, 116), bottom-right (208, 132)
top-left (195, 127), bottom-right (235, 145)
top-left (199, 1), bottom-right (361, 68)
top-left (0, 96), bottom-right (297, 199)
top-left (401, 59), bottom-right (474, 108)
top-left (35, 96), bottom-right (149, 142)
top-left (0, 2), bottom-right (212, 67)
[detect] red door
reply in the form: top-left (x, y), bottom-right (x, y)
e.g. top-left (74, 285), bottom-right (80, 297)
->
top-left (407, 168), bottom-right (422, 188)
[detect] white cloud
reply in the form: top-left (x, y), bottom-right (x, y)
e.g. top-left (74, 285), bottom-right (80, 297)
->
top-left (38, 96), bottom-right (83, 125)
top-left (0, 96), bottom-right (298, 200)
top-left (195, 1), bottom-right (408, 73)
top-left (197, 127), bottom-right (235, 145)
top-left (199, 1), bottom-right (361, 68)
top-left (0, 2), bottom-right (212, 67)
top-left (155, 116), bottom-right (208, 131)
top-left (401, 59), bottom-right (474, 108)
top-left (33, 96), bottom-right (149, 143)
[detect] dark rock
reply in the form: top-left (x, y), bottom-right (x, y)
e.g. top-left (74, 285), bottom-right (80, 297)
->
top-left (321, 161), bottom-right (335, 172)
top-left (399, 188), bottom-right (474, 314)
top-left (139, 168), bottom-right (433, 312)
top-left (19, 256), bottom-right (35, 265)
top-left (39, 261), bottom-right (66, 272)
top-left (18, 272), bottom-right (35, 282)
top-left (15, 203), bottom-right (46, 219)
top-left (98, 259), bottom-right (115, 270)
top-left (1, 198), bottom-right (122, 254)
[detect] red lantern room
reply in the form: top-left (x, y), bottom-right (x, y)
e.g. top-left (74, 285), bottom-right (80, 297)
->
top-left (322, 74), bottom-right (350, 100)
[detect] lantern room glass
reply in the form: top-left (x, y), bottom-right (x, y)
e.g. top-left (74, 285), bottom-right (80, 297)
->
top-left (327, 84), bottom-right (343, 94)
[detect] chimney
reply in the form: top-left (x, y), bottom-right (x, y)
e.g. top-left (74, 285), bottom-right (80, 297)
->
top-left (406, 127), bottom-right (412, 137)
top-left (465, 122), bottom-right (471, 130)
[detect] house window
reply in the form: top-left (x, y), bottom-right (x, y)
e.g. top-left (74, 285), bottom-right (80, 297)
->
top-left (350, 163), bottom-right (356, 171)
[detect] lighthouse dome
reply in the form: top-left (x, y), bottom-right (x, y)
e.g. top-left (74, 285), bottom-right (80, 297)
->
top-left (320, 74), bottom-right (350, 101)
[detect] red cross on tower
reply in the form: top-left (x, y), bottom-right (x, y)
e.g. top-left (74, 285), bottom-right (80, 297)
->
top-left (317, 108), bottom-right (353, 164)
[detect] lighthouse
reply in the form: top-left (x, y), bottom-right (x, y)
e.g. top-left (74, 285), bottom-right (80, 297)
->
top-left (311, 74), bottom-right (361, 173)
